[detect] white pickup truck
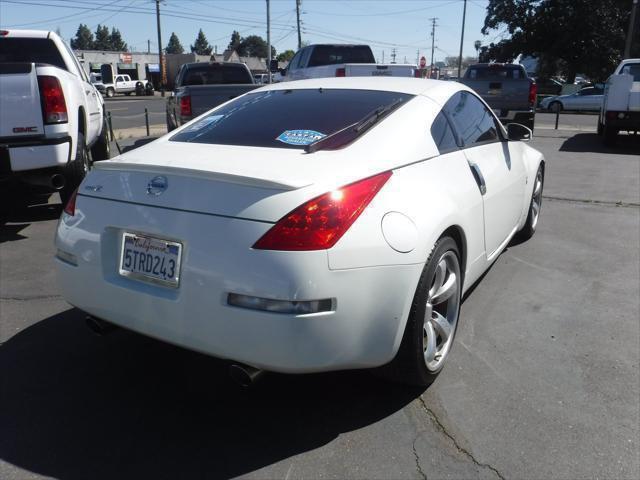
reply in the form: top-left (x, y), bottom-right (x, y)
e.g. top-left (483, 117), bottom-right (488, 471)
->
top-left (0, 29), bottom-right (110, 202)
top-left (98, 65), bottom-right (154, 98)
top-left (598, 58), bottom-right (640, 146)
top-left (282, 44), bottom-right (417, 81)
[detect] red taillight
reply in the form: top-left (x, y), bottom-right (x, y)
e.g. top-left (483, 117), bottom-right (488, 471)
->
top-left (37, 76), bottom-right (68, 124)
top-left (335, 67), bottom-right (346, 77)
top-left (528, 80), bottom-right (538, 107)
top-left (253, 171), bottom-right (392, 251)
top-left (63, 188), bottom-right (78, 216)
top-left (180, 95), bottom-right (192, 116)
top-left (0, 30), bottom-right (9, 36)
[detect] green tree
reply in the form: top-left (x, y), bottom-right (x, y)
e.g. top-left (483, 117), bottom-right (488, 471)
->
top-left (93, 24), bottom-right (111, 51)
top-left (70, 23), bottom-right (94, 50)
top-left (166, 32), bottom-right (184, 54)
top-left (276, 49), bottom-right (296, 62)
top-left (238, 35), bottom-right (275, 58)
top-left (109, 27), bottom-right (128, 52)
top-left (227, 30), bottom-right (241, 52)
top-left (480, 0), bottom-right (638, 82)
top-left (191, 29), bottom-right (212, 55)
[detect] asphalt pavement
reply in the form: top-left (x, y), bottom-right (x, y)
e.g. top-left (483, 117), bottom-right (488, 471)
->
top-left (0, 129), bottom-right (638, 479)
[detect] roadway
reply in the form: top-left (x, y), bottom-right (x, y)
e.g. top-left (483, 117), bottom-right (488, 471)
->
top-left (1, 127), bottom-right (638, 479)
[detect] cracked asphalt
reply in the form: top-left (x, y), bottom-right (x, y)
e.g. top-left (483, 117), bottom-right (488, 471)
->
top-left (1, 129), bottom-right (638, 479)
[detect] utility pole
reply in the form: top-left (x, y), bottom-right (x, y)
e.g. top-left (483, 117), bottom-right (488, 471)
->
top-left (266, 0), bottom-right (271, 84)
top-left (155, 0), bottom-right (165, 96)
top-left (624, 0), bottom-right (638, 58)
top-left (147, 39), bottom-right (150, 54)
top-left (391, 48), bottom-right (397, 63)
top-left (382, 50), bottom-right (385, 63)
top-left (416, 49), bottom-right (420, 66)
top-left (429, 17), bottom-right (438, 75)
top-left (457, 0), bottom-right (467, 79)
top-left (296, 0), bottom-right (302, 50)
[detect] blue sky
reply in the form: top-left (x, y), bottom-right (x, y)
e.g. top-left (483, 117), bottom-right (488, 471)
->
top-left (0, 0), bottom-right (494, 63)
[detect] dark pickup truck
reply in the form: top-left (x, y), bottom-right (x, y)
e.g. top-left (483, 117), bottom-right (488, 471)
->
top-left (459, 63), bottom-right (537, 131)
top-left (166, 62), bottom-right (259, 131)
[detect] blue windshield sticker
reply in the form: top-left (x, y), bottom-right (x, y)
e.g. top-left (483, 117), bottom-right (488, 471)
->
top-left (276, 129), bottom-right (326, 146)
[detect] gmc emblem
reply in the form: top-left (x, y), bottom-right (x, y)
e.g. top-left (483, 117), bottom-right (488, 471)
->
top-left (13, 126), bottom-right (38, 133)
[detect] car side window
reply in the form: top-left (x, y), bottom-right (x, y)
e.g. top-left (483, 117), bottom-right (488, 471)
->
top-left (444, 91), bottom-right (500, 147)
top-left (288, 50), bottom-right (303, 71)
top-left (430, 111), bottom-right (458, 154)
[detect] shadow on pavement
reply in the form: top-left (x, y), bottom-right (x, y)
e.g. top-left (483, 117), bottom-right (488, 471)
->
top-left (0, 193), bottom-right (61, 243)
top-left (121, 137), bottom-right (159, 153)
top-left (0, 308), bottom-right (421, 479)
top-left (559, 132), bottom-right (640, 155)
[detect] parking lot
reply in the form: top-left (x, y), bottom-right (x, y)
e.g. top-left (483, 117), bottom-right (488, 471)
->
top-left (1, 127), bottom-right (638, 479)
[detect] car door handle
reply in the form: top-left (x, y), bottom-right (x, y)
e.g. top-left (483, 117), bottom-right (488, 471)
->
top-left (469, 163), bottom-right (487, 195)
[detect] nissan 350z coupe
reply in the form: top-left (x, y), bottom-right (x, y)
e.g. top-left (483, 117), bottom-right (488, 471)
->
top-left (55, 77), bottom-right (545, 387)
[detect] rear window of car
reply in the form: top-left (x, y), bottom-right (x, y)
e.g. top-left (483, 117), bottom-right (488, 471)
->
top-left (308, 46), bottom-right (375, 67)
top-left (181, 65), bottom-right (252, 85)
top-left (0, 38), bottom-right (67, 70)
top-left (170, 89), bottom-right (413, 149)
top-left (467, 65), bottom-right (524, 80)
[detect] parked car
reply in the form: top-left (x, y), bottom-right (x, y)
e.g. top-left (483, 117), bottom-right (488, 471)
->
top-left (55, 77), bottom-right (545, 387)
top-left (282, 44), bottom-right (416, 81)
top-left (99, 65), bottom-right (153, 98)
top-left (539, 86), bottom-right (604, 112)
top-left (598, 58), bottom-right (640, 146)
top-left (0, 29), bottom-right (110, 202)
top-left (459, 63), bottom-right (537, 131)
top-left (166, 62), bottom-right (258, 131)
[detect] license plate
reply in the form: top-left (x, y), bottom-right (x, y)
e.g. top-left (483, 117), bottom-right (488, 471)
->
top-left (119, 233), bottom-right (182, 288)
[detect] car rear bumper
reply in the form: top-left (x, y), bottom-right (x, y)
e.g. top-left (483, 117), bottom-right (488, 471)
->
top-left (54, 195), bottom-right (421, 373)
top-left (0, 135), bottom-right (71, 178)
top-left (604, 111), bottom-right (640, 130)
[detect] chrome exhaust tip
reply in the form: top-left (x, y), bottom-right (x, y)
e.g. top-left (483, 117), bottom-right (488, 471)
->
top-left (229, 364), bottom-right (264, 387)
top-left (85, 315), bottom-right (117, 336)
top-left (50, 173), bottom-right (66, 190)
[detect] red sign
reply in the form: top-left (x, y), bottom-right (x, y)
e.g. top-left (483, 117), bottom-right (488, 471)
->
top-left (419, 56), bottom-right (427, 68)
top-left (120, 53), bottom-right (132, 64)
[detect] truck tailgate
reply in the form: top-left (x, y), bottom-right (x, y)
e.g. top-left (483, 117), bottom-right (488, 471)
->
top-left (461, 78), bottom-right (529, 111)
top-left (0, 63), bottom-right (44, 138)
top-left (345, 63), bottom-right (415, 77)
top-left (187, 84), bottom-right (260, 117)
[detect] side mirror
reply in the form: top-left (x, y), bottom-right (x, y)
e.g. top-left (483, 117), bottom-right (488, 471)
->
top-left (506, 123), bottom-right (532, 142)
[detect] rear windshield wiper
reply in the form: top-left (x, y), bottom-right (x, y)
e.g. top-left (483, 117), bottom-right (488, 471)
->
top-left (305, 98), bottom-right (405, 153)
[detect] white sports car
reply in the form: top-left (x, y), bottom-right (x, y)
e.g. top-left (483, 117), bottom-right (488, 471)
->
top-left (55, 78), bottom-right (545, 387)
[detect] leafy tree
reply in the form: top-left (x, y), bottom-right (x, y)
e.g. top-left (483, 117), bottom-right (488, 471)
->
top-left (276, 49), bottom-right (296, 62)
top-left (191, 29), bottom-right (212, 55)
top-left (109, 27), bottom-right (127, 52)
top-left (93, 24), bottom-right (111, 51)
top-left (227, 30), bottom-right (241, 53)
top-left (70, 24), bottom-right (94, 50)
top-left (166, 32), bottom-right (184, 54)
top-left (480, 0), bottom-right (639, 82)
top-left (238, 35), bottom-right (275, 58)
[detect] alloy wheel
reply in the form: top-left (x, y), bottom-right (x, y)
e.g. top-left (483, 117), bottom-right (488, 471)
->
top-left (531, 168), bottom-right (543, 230)
top-left (423, 251), bottom-right (461, 372)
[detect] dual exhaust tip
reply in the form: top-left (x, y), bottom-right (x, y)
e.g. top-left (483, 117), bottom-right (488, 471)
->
top-left (85, 315), bottom-right (264, 387)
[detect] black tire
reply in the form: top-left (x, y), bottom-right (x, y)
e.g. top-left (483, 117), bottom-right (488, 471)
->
top-left (603, 123), bottom-right (617, 146)
top-left (517, 163), bottom-right (544, 241)
top-left (90, 116), bottom-right (111, 162)
top-left (383, 236), bottom-right (462, 387)
top-left (145, 84), bottom-right (154, 96)
top-left (166, 112), bottom-right (175, 132)
top-left (549, 101), bottom-right (562, 113)
top-left (106, 87), bottom-right (115, 98)
top-left (60, 131), bottom-right (89, 204)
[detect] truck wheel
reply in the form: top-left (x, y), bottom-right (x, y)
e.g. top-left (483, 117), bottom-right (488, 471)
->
top-left (61, 132), bottom-right (90, 204)
top-left (90, 116), bottom-right (111, 162)
top-left (166, 112), bottom-right (175, 132)
top-left (106, 87), bottom-right (115, 98)
top-left (603, 124), bottom-right (617, 147)
top-left (135, 82), bottom-right (145, 96)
